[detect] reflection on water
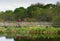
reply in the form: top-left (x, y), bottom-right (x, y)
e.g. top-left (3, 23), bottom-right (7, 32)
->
top-left (0, 36), bottom-right (60, 41)
top-left (0, 37), bottom-right (14, 41)
top-left (0, 27), bottom-right (60, 41)
top-left (14, 37), bottom-right (60, 41)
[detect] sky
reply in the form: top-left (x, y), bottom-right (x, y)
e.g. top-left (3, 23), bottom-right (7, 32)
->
top-left (0, 0), bottom-right (60, 11)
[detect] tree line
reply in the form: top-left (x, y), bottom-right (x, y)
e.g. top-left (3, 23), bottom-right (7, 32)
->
top-left (0, 2), bottom-right (60, 26)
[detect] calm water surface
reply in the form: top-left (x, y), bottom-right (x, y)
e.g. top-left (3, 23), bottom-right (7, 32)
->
top-left (0, 37), bottom-right (14, 41)
top-left (0, 36), bottom-right (60, 41)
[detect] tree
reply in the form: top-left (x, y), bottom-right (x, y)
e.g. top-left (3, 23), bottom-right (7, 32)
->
top-left (52, 6), bottom-right (60, 26)
top-left (14, 7), bottom-right (27, 20)
top-left (27, 3), bottom-right (44, 22)
top-left (56, 2), bottom-right (60, 7)
top-left (0, 11), bottom-right (5, 21)
top-left (27, 3), bottom-right (53, 22)
top-left (2, 10), bottom-right (14, 21)
top-left (52, 16), bottom-right (60, 26)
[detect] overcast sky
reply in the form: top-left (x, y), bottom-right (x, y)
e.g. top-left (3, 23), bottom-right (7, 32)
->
top-left (0, 0), bottom-right (60, 11)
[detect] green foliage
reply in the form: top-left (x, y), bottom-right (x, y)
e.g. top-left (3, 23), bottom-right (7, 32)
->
top-left (52, 16), bottom-right (60, 26)
top-left (0, 26), bottom-right (60, 38)
top-left (0, 10), bottom-right (15, 21)
top-left (14, 7), bottom-right (27, 20)
top-left (0, 3), bottom-right (60, 26)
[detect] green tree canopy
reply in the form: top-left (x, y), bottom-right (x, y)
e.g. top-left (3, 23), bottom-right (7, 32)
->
top-left (14, 7), bottom-right (27, 20)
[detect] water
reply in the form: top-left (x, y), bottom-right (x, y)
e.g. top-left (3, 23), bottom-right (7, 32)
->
top-left (0, 27), bottom-right (59, 41)
top-left (0, 36), bottom-right (60, 41)
top-left (0, 37), bottom-right (14, 41)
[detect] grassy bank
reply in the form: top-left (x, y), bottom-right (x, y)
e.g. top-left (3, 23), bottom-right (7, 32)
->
top-left (0, 26), bottom-right (60, 38)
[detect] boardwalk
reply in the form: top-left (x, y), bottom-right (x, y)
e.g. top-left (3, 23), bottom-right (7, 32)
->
top-left (0, 22), bottom-right (52, 26)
